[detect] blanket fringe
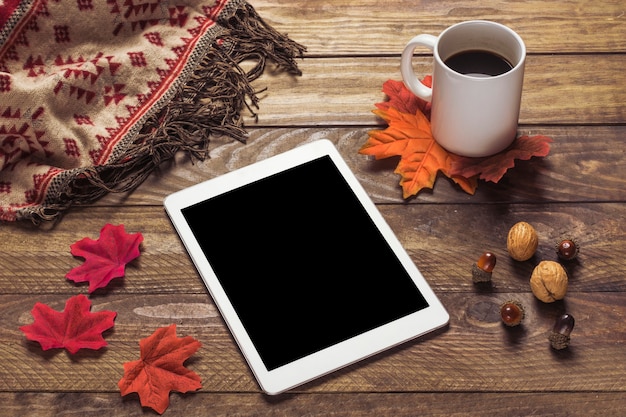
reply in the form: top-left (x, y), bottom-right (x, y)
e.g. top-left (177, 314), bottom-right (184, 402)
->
top-left (25, 3), bottom-right (305, 224)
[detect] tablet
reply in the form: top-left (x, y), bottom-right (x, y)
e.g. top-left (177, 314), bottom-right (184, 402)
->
top-left (164, 139), bottom-right (449, 395)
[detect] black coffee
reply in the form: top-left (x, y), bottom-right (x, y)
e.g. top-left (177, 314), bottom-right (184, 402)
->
top-left (444, 50), bottom-right (513, 76)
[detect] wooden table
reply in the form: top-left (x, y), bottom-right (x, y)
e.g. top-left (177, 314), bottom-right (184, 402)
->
top-left (2, 0), bottom-right (625, 415)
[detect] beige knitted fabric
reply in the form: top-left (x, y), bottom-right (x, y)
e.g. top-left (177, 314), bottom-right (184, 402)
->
top-left (0, 0), bottom-right (304, 222)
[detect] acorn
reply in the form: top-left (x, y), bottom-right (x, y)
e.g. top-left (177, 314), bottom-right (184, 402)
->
top-left (556, 238), bottom-right (579, 261)
top-left (472, 251), bottom-right (496, 283)
top-left (549, 313), bottom-right (575, 349)
top-left (500, 300), bottom-right (525, 327)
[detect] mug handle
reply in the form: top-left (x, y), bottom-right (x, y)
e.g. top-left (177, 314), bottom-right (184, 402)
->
top-left (400, 34), bottom-right (437, 102)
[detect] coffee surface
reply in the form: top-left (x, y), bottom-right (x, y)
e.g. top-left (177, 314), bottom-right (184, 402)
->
top-left (444, 50), bottom-right (513, 76)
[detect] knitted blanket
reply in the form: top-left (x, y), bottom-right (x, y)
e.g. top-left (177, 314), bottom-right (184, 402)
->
top-left (0, 0), bottom-right (304, 222)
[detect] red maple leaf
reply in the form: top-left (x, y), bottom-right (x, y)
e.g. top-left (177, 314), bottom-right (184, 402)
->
top-left (66, 223), bottom-right (143, 293)
top-left (448, 135), bottom-right (553, 182)
top-left (118, 324), bottom-right (202, 415)
top-left (19, 294), bottom-right (117, 354)
top-left (375, 77), bottom-right (432, 118)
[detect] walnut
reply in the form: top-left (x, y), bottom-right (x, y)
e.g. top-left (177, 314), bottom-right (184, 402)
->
top-left (530, 260), bottom-right (568, 302)
top-left (507, 221), bottom-right (538, 261)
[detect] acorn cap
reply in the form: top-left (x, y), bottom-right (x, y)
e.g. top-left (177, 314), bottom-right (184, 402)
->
top-left (549, 331), bottom-right (571, 350)
top-left (472, 263), bottom-right (492, 283)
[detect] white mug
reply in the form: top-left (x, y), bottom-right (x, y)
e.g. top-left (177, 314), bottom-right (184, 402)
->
top-left (401, 20), bottom-right (526, 157)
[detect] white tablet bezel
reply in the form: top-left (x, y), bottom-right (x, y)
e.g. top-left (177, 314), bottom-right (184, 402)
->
top-left (164, 139), bottom-right (449, 395)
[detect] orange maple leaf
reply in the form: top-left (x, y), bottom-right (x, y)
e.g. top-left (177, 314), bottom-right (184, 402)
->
top-left (362, 78), bottom-right (552, 198)
top-left (359, 106), bottom-right (477, 198)
top-left (118, 324), bottom-right (202, 414)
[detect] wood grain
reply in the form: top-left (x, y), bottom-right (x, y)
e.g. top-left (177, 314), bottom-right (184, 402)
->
top-left (2, 203), bottom-right (625, 295)
top-left (239, 55), bottom-right (626, 126)
top-left (1, 0), bottom-right (624, 414)
top-left (3, 291), bottom-right (624, 392)
top-left (252, 0), bottom-right (626, 54)
top-left (77, 125), bottom-right (626, 207)
top-left (0, 125), bottom-right (606, 219)
top-left (2, 392), bottom-right (625, 417)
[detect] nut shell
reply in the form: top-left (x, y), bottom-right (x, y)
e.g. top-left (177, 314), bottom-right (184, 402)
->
top-left (530, 260), bottom-right (568, 302)
top-left (507, 222), bottom-right (538, 261)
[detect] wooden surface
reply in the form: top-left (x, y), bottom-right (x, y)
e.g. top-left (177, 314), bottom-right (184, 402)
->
top-left (2, 0), bottom-right (625, 415)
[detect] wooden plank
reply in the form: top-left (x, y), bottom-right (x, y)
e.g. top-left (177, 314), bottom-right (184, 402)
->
top-left (2, 202), bottom-right (625, 294)
top-left (2, 392), bottom-right (625, 416)
top-left (242, 55), bottom-right (626, 126)
top-left (3, 292), bottom-right (624, 392)
top-left (251, 0), bottom-right (626, 54)
top-left (78, 126), bottom-right (626, 207)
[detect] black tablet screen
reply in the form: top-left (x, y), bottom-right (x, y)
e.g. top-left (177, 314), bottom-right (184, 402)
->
top-left (182, 155), bottom-right (429, 370)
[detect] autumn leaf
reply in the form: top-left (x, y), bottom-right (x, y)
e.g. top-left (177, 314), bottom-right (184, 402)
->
top-left (19, 294), bottom-right (116, 354)
top-left (361, 78), bottom-right (552, 198)
top-left (118, 324), bottom-right (202, 415)
top-left (66, 223), bottom-right (143, 293)
top-left (375, 77), bottom-right (432, 119)
top-left (449, 135), bottom-right (553, 182)
top-left (359, 106), bottom-right (477, 198)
